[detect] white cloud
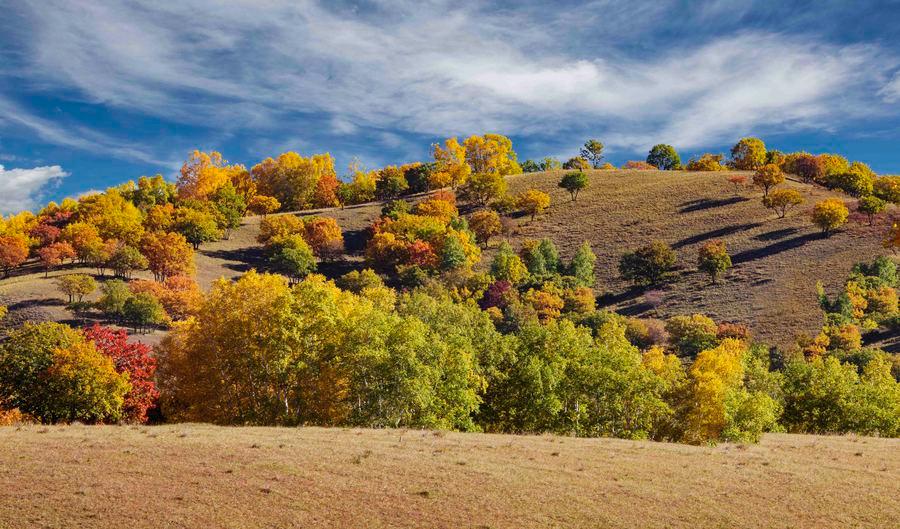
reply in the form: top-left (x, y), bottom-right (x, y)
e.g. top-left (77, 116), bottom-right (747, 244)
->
top-left (7, 1), bottom-right (900, 158)
top-left (880, 73), bottom-right (900, 102)
top-left (0, 164), bottom-right (68, 214)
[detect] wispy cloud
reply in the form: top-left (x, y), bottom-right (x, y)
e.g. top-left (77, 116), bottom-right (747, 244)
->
top-left (5, 0), bottom-right (900, 162)
top-left (0, 164), bottom-right (68, 214)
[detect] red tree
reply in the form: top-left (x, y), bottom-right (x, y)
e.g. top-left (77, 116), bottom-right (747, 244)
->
top-left (84, 325), bottom-right (159, 423)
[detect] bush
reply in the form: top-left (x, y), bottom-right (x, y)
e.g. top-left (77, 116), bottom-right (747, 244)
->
top-left (562, 156), bottom-right (591, 171)
top-left (619, 241), bottom-right (677, 286)
top-left (685, 154), bottom-right (726, 171)
top-left (622, 160), bottom-right (656, 170)
top-left (812, 199), bottom-right (849, 236)
top-left (873, 176), bottom-right (900, 203)
top-left (697, 240), bottom-right (731, 283)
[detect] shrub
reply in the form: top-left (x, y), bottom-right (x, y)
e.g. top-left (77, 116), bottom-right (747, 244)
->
top-left (730, 137), bottom-right (766, 170)
top-left (685, 154), bottom-right (726, 171)
top-left (622, 160), bottom-right (656, 170)
top-left (752, 164), bottom-right (784, 197)
top-left (826, 162), bottom-right (876, 197)
top-left (727, 174), bottom-right (748, 193)
top-left (516, 189), bottom-right (551, 221)
top-left (697, 240), bottom-right (732, 283)
top-left (380, 199), bottom-right (411, 220)
top-left (857, 195), bottom-right (887, 226)
top-left (247, 195), bottom-right (281, 216)
top-left (762, 188), bottom-right (804, 218)
top-left (562, 157), bottom-right (591, 171)
top-left (646, 144), bottom-right (681, 170)
top-left (558, 171), bottom-right (588, 201)
top-left (619, 241), bottom-right (677, 286)
top-left (811, 199), bottom-right (849, 236)
top-left (873, 175), bottom-right (900, 203)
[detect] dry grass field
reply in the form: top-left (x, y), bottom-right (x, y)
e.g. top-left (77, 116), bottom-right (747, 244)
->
top-left (0, 424), bottom-right (897, 529)
top-left (0, 169), bottom-right (895, 349)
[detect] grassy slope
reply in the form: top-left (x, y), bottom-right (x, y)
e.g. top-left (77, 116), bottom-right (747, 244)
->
top-left (0, 425), bottom-right (897, 529)
top-left (0, 169), bottom-right (894, 349)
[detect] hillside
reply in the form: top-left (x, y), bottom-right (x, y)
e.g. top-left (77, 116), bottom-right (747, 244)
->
top-left (0, 169), bottom-right (894, 349)
top-left (1, 425), bottom-right (896, 529)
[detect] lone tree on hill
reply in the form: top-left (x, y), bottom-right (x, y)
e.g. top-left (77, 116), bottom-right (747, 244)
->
top-left (812, 199), bottom-right (849, 236)
top-left (697, 240), bottom-right (732, 283)
top-left (763, 189), bottom-right (804, 218)
top-left (580, 139), bottom-right (605, 168)
top-left (752, 164), bottom-right (784, 197)
top-left (558, 171), bottom-right (588, 201)
top-left (647, 144), bottom-right (682, 170)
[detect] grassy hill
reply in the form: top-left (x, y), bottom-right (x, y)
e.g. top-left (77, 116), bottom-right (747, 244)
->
top-left (1, 425), bottom-right (897, 529)
top-left (0, 169), bottom-right (894, 349)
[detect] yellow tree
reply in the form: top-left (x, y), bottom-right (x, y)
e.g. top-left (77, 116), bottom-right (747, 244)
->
top-left (431, 137), bottom-right (471, 189)
top-left (463, 134), bottom-right (521, 176)
top-left (177, 150), bottom-right (231, 200)
top-left (683, 338), bottom-right (747, 443)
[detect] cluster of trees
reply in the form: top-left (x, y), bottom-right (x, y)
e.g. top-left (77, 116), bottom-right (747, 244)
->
top-left (257, 214), bottom-right (344, 282)
top-left (0, 323), bottom-right (157, 424)
top-left (618, 239), bottom-right (733, 286)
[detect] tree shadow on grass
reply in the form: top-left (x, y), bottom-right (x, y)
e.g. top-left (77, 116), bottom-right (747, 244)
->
top-left (677, 196), bottom-right (749, 213)
top-left (597, 285), bottom-right (650, 309)
top-left (731, 231), bottom-right (824, 265)
top-left (754, 227), bottom-right (800, 242)
top-left (672, 222), bottom-right (763, 249)
top-left (202, 246), bottom-right (269, 273)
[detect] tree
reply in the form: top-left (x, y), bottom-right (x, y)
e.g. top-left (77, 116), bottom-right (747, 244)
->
top-left (97, 279), bottom-right (132, 320)
top-left (521, 159), bottom-right (541, 173)
top-left (752, 164), bottom-right (784, 197)
top-left (763, 188), bottom-right (804, 218)
top-left (697, 240), bottom-right (732, 283)
top-left (490, 241), bottom-right (529, 284)
top-left (37, 241), bottom-right (75, 277)
top-left (107, 244), bottom-right (147, 279)
top-left (562, 157), bottom-right (590, 171)
top-left (60, 222), bottom-right (103, 263)
top-left (248, 195), bottom-right (281, 217)
top-left (730, 137), bottom-right (766, 170)
top-left (177, 150), bottom-right (231, 200)
top-left (619, 241), bottom-right (677, 286)
top-left (173, 208), bottom-right (222, 249)
top-left (647, 144), bottom-right (682, 170)
top-left (0, 322), bottom-right (129, 423)
top-left (123, 292), bottom-right (167, 333)
top-left (460, 171), bottom-right (508, 205)
top-left (251, 151), bottom-right (338, 210)
top-left (129, 276), bottom-right (203, 321)
top-left (727, 174), bottom-right (748, 194)
top-left (431, 137), bottom-right (471, 189)
top-left (520, 239), bottom-right (560, 279)
top-left (375, 165), bottom-right (409, 200)
top-left (140, 231), bottom-right (195, 281)
top-left (558, 171), bottom-right (588, 201)
top-left (210, 182), bottom-right (247, 238)
top-left (0, 235), bottom-right (28, 277)
top-left (568, 242), bottom-right (596, 287)
top-left (76, 189), bottom-right (144, 244)
top-left (793, 154), bottom-right (826, 183)
top-left (270, 235), bottom-right (317, 283)
top-left (857, 195), bottom-right (886, 226)
top-left (55, 274), bottom-right (97, 304)
top-left (812, 199), bottom-right (849, 236)
top-left (580, 139), bottom-right (605, 168)
top-left (516, 189), bottom-right (551, 221)
top-left (303, 216), bottom-right (344, 258)
top-left (884, 220), bottom-right (900, 253)
top-left (540, 157), bottom-right (562, 171)
top-left (463, 134), bottom-right (520, 176)
top-left (874, 176), bottom-right (900, 204)
top-left (84, 325), bottom-right (158, 423)
top-left (439, 233), bottom-right (468, 271)
top-left (469, 210), bottom-right (502, 247)
top-left (827, 161), bottom-right (876, 197)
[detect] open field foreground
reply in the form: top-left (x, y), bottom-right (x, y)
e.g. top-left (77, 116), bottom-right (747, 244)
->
top-left (0, 425), bottom-right (897, 529)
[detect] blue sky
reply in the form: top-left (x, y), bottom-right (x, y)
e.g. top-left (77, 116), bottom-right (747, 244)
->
top-left (1, 0), bottom-right (900, 213)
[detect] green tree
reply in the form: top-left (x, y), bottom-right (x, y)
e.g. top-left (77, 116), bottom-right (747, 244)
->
top-left (55, 274), bottom-right (97, 304)
top-left (440, 233), bottom-right (468, 271)
top-left (697, 240), bottom-right (732, 283)
top-left (857, 195), bottom-right (887, 226)
top-left (97, 279), bottom-right (132, 320)
top-left (270, 234), bottom-right (317, 283)
top-left (665, 314), bottom-right (719, 357)
top-left (619, 241), bottom-right (677, 286)
top-left (558, 171), bottom-right (588, 201)
top-left (123, 292), bottom-right (167, 333)
top-left (646, 144), bottom-right (682, 170)
top-left (521, 239), bottom-right (560, 280)
top-left (211, 182), bottom-right (247, 238)
top-left (568, 242), bottom-right (596, 287)
top-left (580, 139), bottom-right (605, 168)
top-left (173, 207), bottom-right (222, 249)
